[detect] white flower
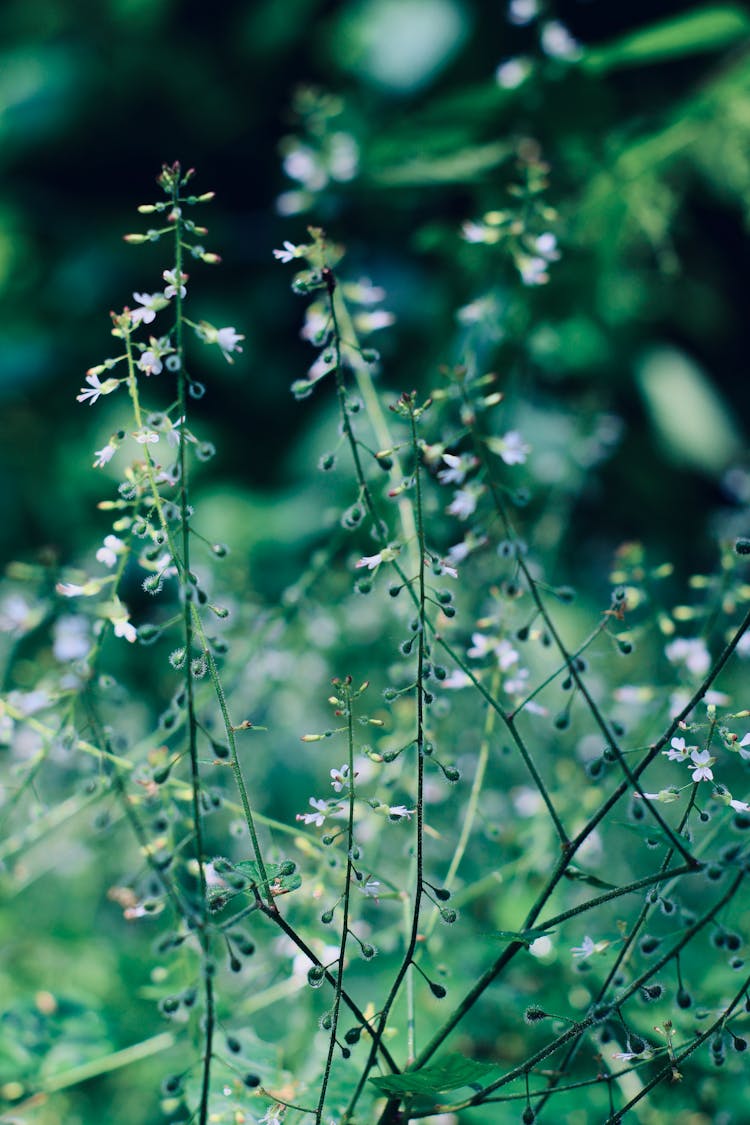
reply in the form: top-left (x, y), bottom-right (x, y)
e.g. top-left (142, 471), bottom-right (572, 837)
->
top-left (571, 936), bottom-right (595, 959)
top-left (129, 292), bottom-right (161, 326)
top-left (461, 220), bottom-right (491, 244)
top-left (438, 453), bottom-right (477, 486)
top-left (96, 535), bottom-right (125, 569)
top-left (689, 748), bottom-right (714, 782)
top-left (113, 618), bottom-right (137, 643)
top-left (388, 805), bottom-right (415, 820)
top-left (273, 240), bottom-right (301, 264)
top-left (730, 799), bottom-right (750, 812)
top-left (639, 788), bottom-right (681, 804)
top-left (468, 632), bottom-right (493, 659)
top-left (56, 582), bottom-right (87, 597)
top-left (738, 733), bottom-right (750, 761)
top-left (495, 638), bottom-right (519, 670)
top-left (495, 57), bottom-right (532, 89)
top-left (361, 878), bottom-right (380, 898)
top-left (665, 637), bottom-right (710, 677)
top-left (447, 540), bottom-right (470, 563)
top-left (216, 326), bottom-right (244, 361)
top-left (93, 443), bottom-right (116, 468)
top-left (355, 544), bottom-right (399, 571)
top-left (53, 615), bottom-right (90, 661)
top-left (76, 372), bottom-right (120, 405)
top-left (330, 765), bottom-right (351, 792)
top-left (435, 560), bottom-right (458, 579)
top-left (137, 350), bottom-right (162, 376)
top-left (345, 277), bottom-right (386, 306)
top-left (301, 306), bottom-right (329, 343)
top-left (258, 1105), bottom-right (285, 1125)
top-left (540, 20), bottom-right (582, 60)
top-left (356, 553), bottom-right (383, 571)
top-left (437, 453), bottom-right (465, 485)
top-left (504, 667), bottom-right (530, 695)
top-left (664, 736), bottom-right (692, 762)
top-left (448, 488), bottom-right (478, 520)
top-left (296, 798), bottom-right (329, 827)
top-left (162, 269), bottom-right (187, 298)
top-left (0, 594), bottom-right (35, 634)
top-left (353, 309), bottom-right (395, 333)
top-left (508, 0), bottom-right (538, 25)
top-left (442, 670), bottom-right (472, 689)
top-left (488, 431), bottom-right (531, 465)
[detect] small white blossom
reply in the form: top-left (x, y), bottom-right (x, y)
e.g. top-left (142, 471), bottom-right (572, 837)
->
top-left (93, 443), bottom-right (116, 468)
top-left (437, 453), bottom-right (465, 485)
top-left (296, 798), bottom-right (329, 827)
top-left (442, 670), bottom-right (472, 689)
top-left (448, 488), bottom-right (478, 520)
top-left (495, 57), bottom-right (532, 88)
top-left (504, 667), bottom-right (530, 695)
top-left (487, 431), bottom-right (531, 465)
top-left (53, 615), bottom-right (90, 661)
top-left (129, 292), bottom-right (162, 326)
top-left (96, 535), bottom-right (125, 569)
top-left (137, 350), bottom-right (162, 376)
top-left (57, 583), bottom-right (85, 598)
top-left (133, 429), bottom-right (160, 445)
top-left (664, 736), bottom-right (692, 762)
top-left (665, 637), bottom-right (710, 677)
top-left (571, 936), bottom-right (595, 959)
top-left (273, 240), bottom-right (301, 264)
top-left (461, 220), bottom-right (491, 244)
top-left (689, 748), bottom-right (714, 782)
top-left (639, 788), bottom-right (681, 804)
top-left (361, 878), bottom-right (380, 898)
top-left (540, 20), bottom-right (582, 60)
top-left (113, 618), bottom-right (137, 643)
top-left (330, 765), bottom-right (351, 792)
top-left (738, 733), bottom-right (750, 761)
top-left (388, 805), bottom-right (415, 820)
top-left (468, 632), bottom-right (493, 659)
top-left (435, 560), bottom-right (458, 579)
top-left (508, 0), bottom-right (538, 25)
top-left (353, 309), bottom-right (395, 333)
top-left (216, 326), bottom-right (244, 360)
top-left (76, 372), bottom-right (120, 406)
top-left (496, 638), bottom-right (520, 671)
top-left (258, 1105), bottom-right (285, 1125)
top-left (162, 269), bottom-right (187, 298)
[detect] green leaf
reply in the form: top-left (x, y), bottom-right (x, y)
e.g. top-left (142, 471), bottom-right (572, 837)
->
top-left (491, 927), bottom-right (556, 948)
top-left (370, 1053), bottom-right (500, 1097)
top-left (563, 865), bottom-right (619, 890)
top-left (235, 860), bottom-right (302, 895)
top-left (582, 6), bottom-right (750, 72)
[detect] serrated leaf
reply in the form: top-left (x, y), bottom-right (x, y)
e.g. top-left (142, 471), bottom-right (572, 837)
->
top-left (370, 1053), bottom-right (500, 1097)
top-left (491, 927), bottom-right (556, 948)
top-left (582, 6), bottom-right (750, 73)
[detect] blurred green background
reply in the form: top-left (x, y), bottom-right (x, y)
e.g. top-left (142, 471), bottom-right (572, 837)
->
top-left (4, 2), bottom-right (750, 1123)
top-left (3, 0), bottom-right (750, 581)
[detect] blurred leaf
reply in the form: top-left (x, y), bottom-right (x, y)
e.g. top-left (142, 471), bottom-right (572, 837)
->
top-left (370, 1053), bottom-right (500, 1096)
top-left (636, 346), bottom-right (742, 473)
top-left (491, 926), bottom-right (557, 947)
top-left (582, 6), bottom-right (750, 72)
top-left (370, 140), bottom-right (510, 186)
